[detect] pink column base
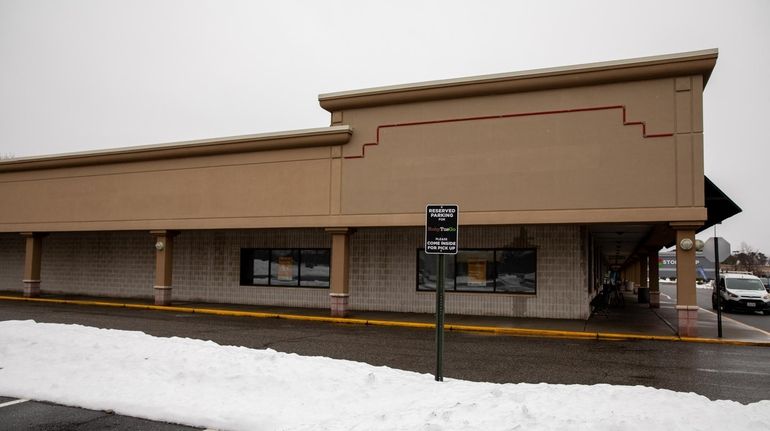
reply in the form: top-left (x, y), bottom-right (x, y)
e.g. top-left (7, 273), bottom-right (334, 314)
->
top-left (23, 280), bottom-right (40, 298)
top-left (649, 291), bottom-right (660, 309)
top-left (676, 305), bottom-right (699, 337)
top-left (154, 286), bottom-right (172, 306)
top-left (330, 294), bottom-right (349, 317)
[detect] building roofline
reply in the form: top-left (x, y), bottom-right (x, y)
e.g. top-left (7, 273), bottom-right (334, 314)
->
top-left (0, 126), bottom-right (353, 172)
top-left (318, 49), bottom-right (718, 111)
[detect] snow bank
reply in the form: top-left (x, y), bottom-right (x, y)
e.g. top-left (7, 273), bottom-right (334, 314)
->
top-left (0, 320), bottom-right (767, 431)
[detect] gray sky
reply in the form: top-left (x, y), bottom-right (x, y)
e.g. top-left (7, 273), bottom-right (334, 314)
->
top-left (1, 0), bottom-right (768, 253)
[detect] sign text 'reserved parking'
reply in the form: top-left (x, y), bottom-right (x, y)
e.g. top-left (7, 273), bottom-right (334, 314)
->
top-left (425, 204), bottom-right (458, 254)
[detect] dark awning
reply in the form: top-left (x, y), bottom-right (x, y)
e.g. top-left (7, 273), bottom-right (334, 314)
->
top-left (700, 176), bottom-right (741, 232)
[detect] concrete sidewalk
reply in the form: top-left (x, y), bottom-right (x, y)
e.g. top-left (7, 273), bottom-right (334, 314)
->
top-left (1, 290), bottom-right (768, 346)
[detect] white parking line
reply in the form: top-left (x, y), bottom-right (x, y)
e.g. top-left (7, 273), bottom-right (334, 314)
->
top-left (0, 398), bottom-right (29, 408)
top-left (698, 307), bottom-right (770, 337)
top-left (697, 368), bottom-right (770, 377)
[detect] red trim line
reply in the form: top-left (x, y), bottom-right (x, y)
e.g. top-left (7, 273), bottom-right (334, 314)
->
top-left (343, 105), bottom-right (674, 159)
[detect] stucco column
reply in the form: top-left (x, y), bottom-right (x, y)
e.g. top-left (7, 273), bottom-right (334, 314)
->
top-left (638, 253), bottom-right (648, 288)
top-left (325, 227), bottom-right (352, 317)
top-left (629, 259), bottom-right (639, 291)
top-left (671, 222), bottom-right (702, 337)
top-left (636, 254), bottom-right (649, 303)
top-left (648, 249), bottom-right (660, 308)
top-left (625, 263), bottom-right (632, 284)
top-left (21, 232), bottom-right (47, 297)
top-left (150, 230), bottom-right (177, 306)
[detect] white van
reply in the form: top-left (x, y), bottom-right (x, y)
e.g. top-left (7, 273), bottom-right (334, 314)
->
top-left (711, 272), bottom-right (770, 314)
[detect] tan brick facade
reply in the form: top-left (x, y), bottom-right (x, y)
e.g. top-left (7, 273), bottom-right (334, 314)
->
top-left (349, 225), bottom-right (590, 319)
top-left (0, 233), bottom-right (24, 290)
top-left (41, 232), bottom-right (155, 298)
top-left (1, 226), bottom-right (590, 319)
top-left (173, 229), bottom-right (332, 308)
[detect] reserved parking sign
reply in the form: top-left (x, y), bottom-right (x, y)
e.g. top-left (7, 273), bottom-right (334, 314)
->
top-left (425, 204), bottom-right (458, 254)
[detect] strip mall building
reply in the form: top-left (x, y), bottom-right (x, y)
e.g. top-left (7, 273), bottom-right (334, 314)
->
top-left (0, 50), bottom-right (739, 336)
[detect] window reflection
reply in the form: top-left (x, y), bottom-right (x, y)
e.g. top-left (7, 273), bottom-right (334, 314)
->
top-left (300, 249), bottom-right (330, 287)
top-left (252, 249), bottom-right (270, 285)
top-left (418, 251), bottom-right (455, 291)
top-left (495, 250), bottom-right (537, 293)
top-left (240, 248), bottom-right (330, 289)
top-left (417, 249), bottom-right (536, 294)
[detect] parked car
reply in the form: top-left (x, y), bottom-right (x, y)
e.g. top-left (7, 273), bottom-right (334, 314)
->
top-left (760, 277), bottom-right (770, 292)
top-left (711, 272), bottom-right (770, 314)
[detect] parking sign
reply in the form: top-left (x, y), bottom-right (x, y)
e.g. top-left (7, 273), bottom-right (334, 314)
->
top-left (425, 204), bottom-right (459, 254)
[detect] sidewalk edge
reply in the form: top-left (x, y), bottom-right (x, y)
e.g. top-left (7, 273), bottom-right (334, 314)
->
top-left (2, 295), bottom-right (768, 347)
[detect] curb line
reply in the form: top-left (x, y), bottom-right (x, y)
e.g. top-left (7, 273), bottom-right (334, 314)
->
top-left (2, 295), bottom-right (769, 347)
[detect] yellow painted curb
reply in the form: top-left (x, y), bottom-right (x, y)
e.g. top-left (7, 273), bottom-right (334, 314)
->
top-left (2, 295), bottom-right (769, 347)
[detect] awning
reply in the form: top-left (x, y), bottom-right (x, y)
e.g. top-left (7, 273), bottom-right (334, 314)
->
top-left (701, 176), bottom-right (741, 232)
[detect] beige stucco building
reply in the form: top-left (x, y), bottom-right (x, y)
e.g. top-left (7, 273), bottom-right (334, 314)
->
top-left (0, 49), bottom-right (739, 336)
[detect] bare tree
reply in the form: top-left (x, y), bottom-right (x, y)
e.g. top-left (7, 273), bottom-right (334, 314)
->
top-left (732, 242), bottom-right (768, 275)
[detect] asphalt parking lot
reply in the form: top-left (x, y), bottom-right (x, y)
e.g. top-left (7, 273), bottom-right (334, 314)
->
top-left (3, 301), bottom-right (770, 398)
top-left (660, 282), bottom-right (770, 333)
top-left (0, 396), bottom-right (201, 431)
top-left (2, 300), bottom-right (770, 429)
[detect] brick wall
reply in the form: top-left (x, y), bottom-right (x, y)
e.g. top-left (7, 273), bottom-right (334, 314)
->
top-left (18, 229), bottom-right (331, 308)
top-left (0, 233), bottom-right (24, 291)
top-left (173, 229), bottom-right (331, 308)
top-left (348, 225), bottom-right (590, 319)
top-left (1, 225), bottom-right (590, 318)
top-left (41, 231), bottom-right (155, 298)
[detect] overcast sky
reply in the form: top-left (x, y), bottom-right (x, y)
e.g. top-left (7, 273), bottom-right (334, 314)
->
top-left (1, 0), bottom-right (768, 254)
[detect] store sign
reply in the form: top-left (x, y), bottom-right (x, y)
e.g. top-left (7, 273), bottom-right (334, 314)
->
top-left (425, 204), bottom-right (458, 254)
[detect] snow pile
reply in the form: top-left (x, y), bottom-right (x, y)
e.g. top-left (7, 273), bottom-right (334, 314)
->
top-left (0, 320), bottom-right (768, 431)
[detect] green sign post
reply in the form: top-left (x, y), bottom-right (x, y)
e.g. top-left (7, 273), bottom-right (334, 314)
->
top-left (704, 233), bottom-right (730, 338)
top-left (425, 204), bottom-right (458, 382)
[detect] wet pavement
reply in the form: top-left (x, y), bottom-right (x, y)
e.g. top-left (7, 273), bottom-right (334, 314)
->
top-left (2, 288), bottom-right (768, 343)
top-left (0, 398), bottom-right (201, 431)
top-left (1, 300), bottom-right (769, 405)
top-left (660, 281), bottom-right (770, 334)
top-left (2, 288), bottom-right (769, 429)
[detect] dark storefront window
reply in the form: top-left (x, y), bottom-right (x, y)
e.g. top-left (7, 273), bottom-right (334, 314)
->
top-left (299, 249), bottom-right (331, 287)
top-left (251, 249), bottom-right (270, 285)
top-left (418, 251), bottom-right (455, 291)
top-left (495, 249), bottom-right (537, 293)
top-left (240, 248), bottom-right (330, 288)
top-left (417, 249), bottom-right (536, 294)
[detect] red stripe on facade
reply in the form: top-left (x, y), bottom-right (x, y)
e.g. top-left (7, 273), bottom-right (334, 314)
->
top-left (343, 105), bottom-right (674, 159)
